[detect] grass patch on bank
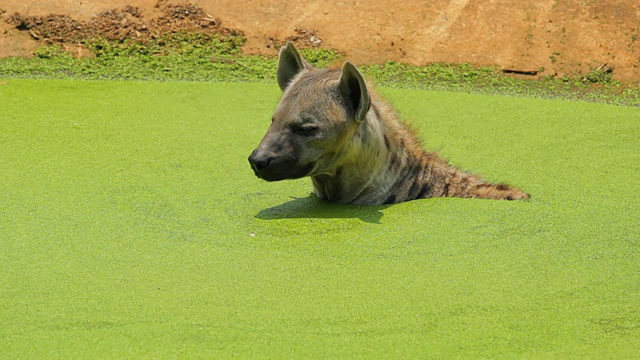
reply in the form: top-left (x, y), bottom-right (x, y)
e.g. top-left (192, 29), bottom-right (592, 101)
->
top-left (0, 40), bottom-right (638, 106)
top-left (1, 79), bottom-right (639, 358)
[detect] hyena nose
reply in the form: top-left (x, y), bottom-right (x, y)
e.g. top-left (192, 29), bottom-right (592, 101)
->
top-left (248, 150), bottom-right (273, 172)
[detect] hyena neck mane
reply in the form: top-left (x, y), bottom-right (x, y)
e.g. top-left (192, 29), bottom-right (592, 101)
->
top-left (249, 42), bottom-right (530, 205)
top-left (311, 92), bottom-right (431, 204)
top-left (311, 91), bottom-right (527, 205)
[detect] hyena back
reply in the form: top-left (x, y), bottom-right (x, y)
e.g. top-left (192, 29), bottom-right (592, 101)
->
top-left (248, 42), bottom-right (529, 205)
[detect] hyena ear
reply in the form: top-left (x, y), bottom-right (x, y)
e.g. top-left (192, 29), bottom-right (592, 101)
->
top-left (338, 62), bottom-right (371, 123)
top-left (276, 42), bottom-right (312, 91)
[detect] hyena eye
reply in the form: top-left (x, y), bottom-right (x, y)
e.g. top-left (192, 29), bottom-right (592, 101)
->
top-left (291, 123), bottom-right (319, 136)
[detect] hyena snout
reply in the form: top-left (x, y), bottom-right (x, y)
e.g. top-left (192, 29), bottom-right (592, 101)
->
top-left (248, 149), bottom-right (274, 172)
top-left (248, 148), bottom-right (313, 182)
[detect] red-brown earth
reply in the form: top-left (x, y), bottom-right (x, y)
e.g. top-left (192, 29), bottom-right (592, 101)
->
top-left (1, 0), bottom-right (638, 81)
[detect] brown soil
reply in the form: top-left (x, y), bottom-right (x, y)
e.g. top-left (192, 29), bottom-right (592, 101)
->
top-left (1, 0), bottom-right (638, 82)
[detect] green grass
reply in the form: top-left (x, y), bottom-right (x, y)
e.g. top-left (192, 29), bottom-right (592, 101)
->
top-left (0, 41), bottom-right (638, 106)
top-left (1, 79), bottom-right (639, 358)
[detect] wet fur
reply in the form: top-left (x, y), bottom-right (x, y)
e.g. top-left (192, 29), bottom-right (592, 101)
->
top-left (249, 43), bottom-right (529, 205)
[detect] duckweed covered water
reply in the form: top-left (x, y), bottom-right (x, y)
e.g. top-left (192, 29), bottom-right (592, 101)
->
top-left (1, 79), bottom-right (638, 358)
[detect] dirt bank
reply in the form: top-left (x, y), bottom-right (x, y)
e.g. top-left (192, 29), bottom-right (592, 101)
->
top-left (1, 0), bottom-right (638, 81)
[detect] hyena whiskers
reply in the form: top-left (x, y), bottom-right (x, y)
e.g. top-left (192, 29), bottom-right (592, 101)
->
top-left (248, 42), bottom-right (529, 205)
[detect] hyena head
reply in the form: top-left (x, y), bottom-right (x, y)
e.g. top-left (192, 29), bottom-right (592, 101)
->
top-left (248, 42), bottom-right (371, 181)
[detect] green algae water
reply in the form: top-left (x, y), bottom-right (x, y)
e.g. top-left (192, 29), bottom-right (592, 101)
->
top-left (1, 79), bottom-right (638, 358)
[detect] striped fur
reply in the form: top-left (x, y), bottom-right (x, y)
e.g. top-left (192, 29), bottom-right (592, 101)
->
top-left (248, 43), bottom-right (529, 205)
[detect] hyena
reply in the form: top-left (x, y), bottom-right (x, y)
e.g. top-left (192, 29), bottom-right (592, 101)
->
top-left (248, 42), bottom-right (530, 205)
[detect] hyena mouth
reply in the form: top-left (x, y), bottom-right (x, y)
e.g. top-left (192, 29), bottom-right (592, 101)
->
top-left (248, 153), bottom-right (314, 181)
